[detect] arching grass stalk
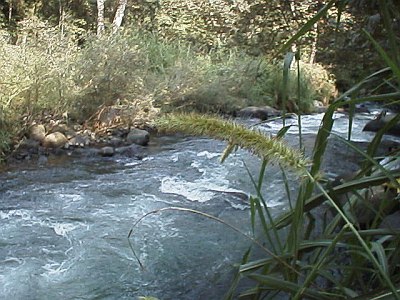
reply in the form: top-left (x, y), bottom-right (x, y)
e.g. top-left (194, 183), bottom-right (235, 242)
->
top-left (156, 113), bottom-right (310, 173)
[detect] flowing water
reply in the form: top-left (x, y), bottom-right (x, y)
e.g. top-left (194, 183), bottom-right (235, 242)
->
top-left (0, 111), bottom-right (397, 299)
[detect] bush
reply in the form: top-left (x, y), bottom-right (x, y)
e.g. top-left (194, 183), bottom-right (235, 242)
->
top-left (0, 23), bottom-right (337, 160)
top-left (156, 49), bottom-right (337, 114)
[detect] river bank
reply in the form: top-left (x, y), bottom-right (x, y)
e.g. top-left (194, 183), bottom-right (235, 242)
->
top-left (2, 106), bottom-right (399, 174)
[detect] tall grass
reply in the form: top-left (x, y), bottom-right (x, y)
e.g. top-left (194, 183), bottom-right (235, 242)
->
top-left (129, 1), bottom-right (400, 298)
top-left (135, 101), bottom-right (400, 299)
top-left (0, 21), bottom-right (337, 160)
top-left (227, 1), bottom-right (400, 298)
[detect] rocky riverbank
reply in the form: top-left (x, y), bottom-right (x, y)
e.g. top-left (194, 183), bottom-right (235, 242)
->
top-left (4, 103), bottom-right (400, 171)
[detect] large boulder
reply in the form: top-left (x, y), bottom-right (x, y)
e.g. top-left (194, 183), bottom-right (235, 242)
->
top-left (363, 113), bottom-right (400, 136)
top-left (42, 132), bottom-right (68, 148)
top-left (237, 106), bottom-right (280, 120)
top-left (126, 128), bottom-right (150, 146)
top-left (29, 124), bottom-right (46, 142)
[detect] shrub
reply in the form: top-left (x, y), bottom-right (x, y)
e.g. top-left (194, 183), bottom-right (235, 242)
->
top-left (0, 23), bottom-right (336, 160)
top-left (156, 49), bottom-right (337, 114)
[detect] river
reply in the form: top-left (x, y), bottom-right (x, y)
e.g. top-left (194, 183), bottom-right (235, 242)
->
top-left (0, 111), bottom-right (397, 299)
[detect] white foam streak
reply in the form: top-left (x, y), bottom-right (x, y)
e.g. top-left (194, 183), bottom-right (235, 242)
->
top-left (197, 151), bottom-right (221, 159)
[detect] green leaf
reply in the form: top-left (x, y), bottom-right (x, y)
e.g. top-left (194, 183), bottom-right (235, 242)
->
top-left (224, 247), bottom-right (252, 300)
top-left (371, 241), bottom-right (389, 276)
top-left (363, 29), bottom-right (400, 84)
top-left (275, 0), bottom-right (336, 57)
top-left (248, 274), bottom-right (332, 300)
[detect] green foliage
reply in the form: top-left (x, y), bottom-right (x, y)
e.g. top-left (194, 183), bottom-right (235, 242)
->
top-left (0, 18), bottom-right (337, 160)
top-left (250, 60), bottom-right (336, 113)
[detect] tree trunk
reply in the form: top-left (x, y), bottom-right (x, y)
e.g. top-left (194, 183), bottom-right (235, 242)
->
top-left (59, 0), bottom-right (65, 35)
top-left (8, 0), bottom-right (13, 21)
top-left (97, 0), bottom-right (105, 36)
top-left (112, 0), bottom-right (127, 34)
top-left (309, 21), bottom-right (318, 64)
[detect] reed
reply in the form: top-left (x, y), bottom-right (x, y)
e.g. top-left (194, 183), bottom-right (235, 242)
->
top-left (130, 1), bottom-right (400, 298)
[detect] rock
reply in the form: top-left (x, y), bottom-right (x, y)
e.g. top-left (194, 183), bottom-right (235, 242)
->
top-left (108, 136), bottom-right (124, 147)
top-left (12, 138), bottom-right (40, 160)
top-left (38, 155), bottom-right (48, 165)
top-left (67, 134), bottom-right (91, 148)
top-left (313, 101), bottom-right (327, 113)
top-left (354, 104), bottom-right (370, 113)
top-left (99, 146), bottom-right (114, 157)
top-left (48, 123), bottom-right (71, 135)
top-left (237, 106), bottom-right (280, 120)
top-left (115, 144), bottom-right (146, 158)
top-left (363, 113), bottom-right (400, 136)
top-left (126, 128), bottom-right (150, 146)
top-left (380, 211), bottom-right (400, 230)
top-left (42, 132), bottom-right (68, 148)
top-left (29, 124), bottom-right (46, 142)
top-left (354, 187), bottom-right (397, 225)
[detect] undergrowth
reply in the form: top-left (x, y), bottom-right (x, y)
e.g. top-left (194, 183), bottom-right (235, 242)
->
top-left (0, 19), bottom-right (336, 160)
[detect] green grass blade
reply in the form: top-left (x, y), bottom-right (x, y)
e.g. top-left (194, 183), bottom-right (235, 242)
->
top-left (363, 29), bottom-right (400, 84)
top-left (247, 274), bottom-right (332, 300)
top-left (296, 51), bottom-right (303, 150)
top-left (310, 174), bottom-right (400, 299)
top-left (334, 68), bottom-right (392, 102)
top-left (250, 195), bottom-right (256, 234)
top-left (310, 104), bottom-right (335, 176)
top-left (276, 125), bottom-right (292, 139)
top-left (353, 288), bottom-right (400, 300)
top-left (347, 100), bottom-right (355, 141)
top-left (282, 51), bottom-right (295, 125)
top-left (274, 170), bottom-right (400, 229)
top-left (371, 241), bottom-right (389, 276)
top-left (379, 1), bottom-right (400, 65)
top-left (239, 255), bottom-right (291, 273)
top-left (294, 226), bottom-right (347, 300)
top-left (244, 162), bottom-right (282, 253)
top-left (360, 112), bottom-right (400, 174)
top-left (280, 164), bottom-right (293, 210)
top-left (275, 0), bottom-right (336, 56)
top-left (329, 132), bottom-right (400, 189)
top-left (224, 247), bottom-right (252, 300)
